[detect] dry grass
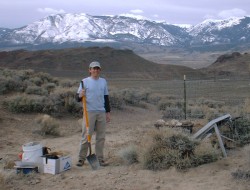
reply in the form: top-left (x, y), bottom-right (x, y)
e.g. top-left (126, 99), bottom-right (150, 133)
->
top-left (35, 114), bottom-right (60, 136)
top-left (0, 157), bottom-right (15, 170)
top-left (0, 170), bottom-right (15, 189)
top-left (117, 145), bottom-right (138, 165)
top-left (0, 156), bottom-right (16, 188)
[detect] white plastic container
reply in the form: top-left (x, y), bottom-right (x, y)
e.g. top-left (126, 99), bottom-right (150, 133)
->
top-left (22, 141), bottom-right (43, 164)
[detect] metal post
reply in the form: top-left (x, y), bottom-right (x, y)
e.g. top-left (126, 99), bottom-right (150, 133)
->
top-left (183, 75), bottom-right (187, 119)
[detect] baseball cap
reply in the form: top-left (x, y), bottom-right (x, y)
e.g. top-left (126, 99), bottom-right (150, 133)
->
top-left (89, 61), bottom-right (101, 68)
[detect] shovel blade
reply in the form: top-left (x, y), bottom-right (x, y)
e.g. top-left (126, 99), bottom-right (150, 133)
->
top-left (87, 154), bottom-right (100, 170)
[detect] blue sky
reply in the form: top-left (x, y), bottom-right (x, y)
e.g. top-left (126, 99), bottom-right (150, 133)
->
top-left (1, 0), bottom-right (250, 28)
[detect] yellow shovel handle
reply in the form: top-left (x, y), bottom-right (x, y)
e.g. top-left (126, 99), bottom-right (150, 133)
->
top-left (82, 95), bottom-right (91, 142)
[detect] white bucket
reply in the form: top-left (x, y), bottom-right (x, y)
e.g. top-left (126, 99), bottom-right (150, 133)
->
top-left (22, 141), bottom-right (43, 164)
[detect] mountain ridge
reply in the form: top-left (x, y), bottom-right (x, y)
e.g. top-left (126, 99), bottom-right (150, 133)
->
top-left (1, 13), bottom-right (250, 52)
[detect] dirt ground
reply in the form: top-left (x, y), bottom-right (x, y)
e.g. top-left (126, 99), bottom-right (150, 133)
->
top-left (0, 106), bottom-right (249, 190)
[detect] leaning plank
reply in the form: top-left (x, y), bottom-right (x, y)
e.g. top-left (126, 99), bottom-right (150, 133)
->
top-left (192, 114), bottom-right (231, 139)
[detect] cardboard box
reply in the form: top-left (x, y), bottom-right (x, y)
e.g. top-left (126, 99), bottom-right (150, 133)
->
top-left (42, 155), bottom-right (72, 175)
top-left (59, 155), bottom-right (71, 172)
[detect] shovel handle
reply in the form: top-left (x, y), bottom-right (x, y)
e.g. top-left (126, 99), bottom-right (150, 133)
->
top-left (81, 81), bottom-right (91, 143)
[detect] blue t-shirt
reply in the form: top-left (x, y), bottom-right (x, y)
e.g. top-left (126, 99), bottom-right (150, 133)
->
top-left (77, 77), bottom-right (109, 112)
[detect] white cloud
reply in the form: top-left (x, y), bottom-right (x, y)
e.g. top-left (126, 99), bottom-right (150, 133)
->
top-left (130, 9), bottom-right (144, 14)
top-left (119, 13), bottom-right (147, 20)
top-left (37, 8), bottom-right (65, 14)
top-left (218, 8), bottom-right (246, 19)
top-left (120, 9), bottom-right (148, 20)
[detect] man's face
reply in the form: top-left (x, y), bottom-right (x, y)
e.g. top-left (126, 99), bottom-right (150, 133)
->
top-left (89, 66), bottom-right (101, 77)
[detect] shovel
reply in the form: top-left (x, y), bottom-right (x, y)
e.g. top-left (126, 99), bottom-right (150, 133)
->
top-left (81, 81), bottom-right (100, 170)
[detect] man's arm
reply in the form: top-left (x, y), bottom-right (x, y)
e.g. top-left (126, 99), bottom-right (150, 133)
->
top-left (104, 95), bottom-right (111, 112)
top-left (75, 93), bottom-right (82, 102)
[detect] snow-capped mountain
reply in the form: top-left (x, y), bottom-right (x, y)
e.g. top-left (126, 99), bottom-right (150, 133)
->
top-left (0, 13), bottom-right (250, 51)
top-left (188, 17), bottom-right (250, 46)
top-left (0, 28), bottom-right (12, 38)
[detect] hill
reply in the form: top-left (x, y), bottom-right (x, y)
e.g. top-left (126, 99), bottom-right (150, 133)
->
top-left (202, 52), bottom-right (250, 79)
top-left (1, 47), bottom-right (250, 80)
top-left (0, 47), bottom-right (201, 80)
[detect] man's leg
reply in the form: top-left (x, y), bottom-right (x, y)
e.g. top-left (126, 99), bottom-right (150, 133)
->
top-left (95, 113), bottom-right (106, 163)
top-left (77, 112), bottom-right (96, 166)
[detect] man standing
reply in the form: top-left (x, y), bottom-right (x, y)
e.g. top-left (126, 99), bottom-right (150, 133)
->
top-left (76, 61), bottom-right (111, 167)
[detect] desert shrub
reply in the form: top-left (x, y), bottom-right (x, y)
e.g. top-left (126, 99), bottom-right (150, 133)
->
top-left (3, 69), bottom-right (58, 87)
top-left (35, 72), bottom-right (56, 84)
top-left (16, 69), bottom-right (35, 80)
top-left (121, 88), bottom-right (150, 106)
top-left (0, 78), bottom-right (7, 94)
top-left (0, 68), bottom-right (81, 115)
top-left (197, 98), bottom-right (225, 109)
top-left (146, 93), bottom-right (162, 104)
top-left (0, 68), bottom-right (59, 95)
top-left (108, 88), bottom-right (151, 109)
top-left (0, 163), bottom-right (17, 188)
top-left (0, 68), bottom-right (11, 77)
top-left (233, 118), bottom-right (250, 145)
top-left (141, 145), bottom-right (175, 170)
top-left (192, 139), bottom-right (220, 166)
top-left (139, 128), bottom-right (219, 171)
top-left (64, 96), bottom-right (82, 114)
top-left (162, 107), bottom-right (184, 119)
top-left (35, 114), bottom-right (60, 136)
top-left (205, 110), bottom-right (222, 121)
top-left (109, 91), bottom-right (125, 109)
top-left (43, 87), bottom-right (81, 116)
top-left (41, 97), bottom-right (61, 114)
top-left (118, 145), bottom-right (138, 165)
top-left (2, 69), bottom-right (35, 83)
top-left (1, 158), bottom-right (15, 170)
top-left (25, 86), bottom-right (48, 95)
top-left (51, 87), bottom-right (76, 99)
top-left (29, 76), bottom-right (43, 86)
top-left (157, 96), bottom-right (182, 111)
top-left (188, 106), bottom-right (205, 119)
top-left (2, 87), bottom-right (80, 116)
top-left (158, 100), bottom-right (177, 111)
top-left (231, 169), bottom-right (250, 180)
top-left (0, 68), bottom-right (32, 79)
top-left (0, 77), bottom-right (27, 94)
top-left (4, 95), bottom-right (45, 113)
top-left (0, 169), bottom-right (22, 189)
top-left (43, 83), bottom-right (56, 93)
top-left (59, 79), bottom-right (78, 88)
